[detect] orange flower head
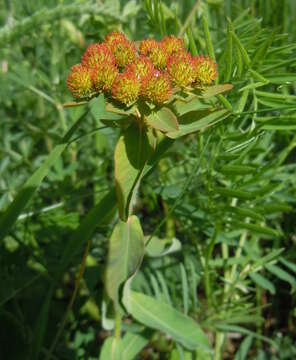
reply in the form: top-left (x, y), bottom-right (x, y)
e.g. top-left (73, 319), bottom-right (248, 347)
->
top-left (108, 38), bottom-right (137, 68)
top-left (112, 70), bottom-right (141, 105)
top-left (66, 64), bottom-right (94, 99)
top-left (105, 31), bottom-right (128, 46)
top-left (167, 52), bottom-right (195, 87)
top-left (82, 43), bottom-right (114, 68)
top-left (141, 70), bottom-right (172, 104)
top-left (162, 35), bottom-right (184, 56)
top-left (126, 56), bottom-right (155, 80)
top-left (91, 62), bottom-right (119, 92)
top-left (139, 39), bottom-right (158, 55)
top-left (193, 55), bottom-right (218, 85)
top-left (139, 39), bottom-right (168, 70)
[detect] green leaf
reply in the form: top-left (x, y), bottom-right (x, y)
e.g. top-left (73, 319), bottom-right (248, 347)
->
top-left (89, 94), bottom-right (128, 121)
top-left (251, 30), bottom-right (275, 68)
top-left (115, 124), bottom-right (154, 220)
top-left (200, 84), bottom-right (233, 99)
top-left (123, 291), bottom-right (211, 351)
top-left (166, 109), bottom-right (230, 139)
top-left (213, 187), bottom-right (255, 200)
top-left (218, 164), bottom-right (257, 176)
top-left (216, 324), bottom-right (276, 348)
top-left (280, 258), bottom-right (296, 274)
top-left (173, 96), bottom-right (211, 116)
top-left (255, 203), bottom-right (293, 214)
top-left (121, 332), bottom-right (148, 360)
top-left (202, 15), bottom-right (215, 61)
top-left (265, 73), bottom-right (296, 84)
top-left (145, 236), bottom-right (181, 257)
top-left (234, 335), bottom-right (253, 360)
top-left (105, 216), bottom-right (145, 304)
top-left (0, 110), bottom-right (88, 242)
top-left (265, 264), bottom-right (296, 290)
top-left (230, 220), bottom-right (279, 237)
top-left (225, 206), bottom-right (264, 221)
top-left (224, 20), bottom-right (233, 82)
top-left (99, 336), bottom-right (123, 360)
top-left (231, 31), bottom-right (251, 67)
top-left (249, 272), bottom-right (275, 294)
top-left (254, 249), bottom-right (285, 268)
top-left (146, 107), bottom-right (179, 132)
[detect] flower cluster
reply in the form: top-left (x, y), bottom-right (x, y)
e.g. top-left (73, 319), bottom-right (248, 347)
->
top-left (67, 32), bottom-right (218, 105)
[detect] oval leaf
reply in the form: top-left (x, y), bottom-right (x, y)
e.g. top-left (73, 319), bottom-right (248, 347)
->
top-left (105, 216), bottom-right (145, 304)
top-left (122, 333), bottom-right (148, 360)
top-left (145, 236), bottom-right (181, 257)
top-left (115, 125), bottom-right (154, 220)
top-left (123, 291), bottom-right (211, 352)
top-left (146, 107), bottom-right (179, 132)
top-left (89, 94), bottom-right (127, 121)
top-left (201, 84), bottom-right (233, 99)
top-left (99, 336), bottom-right (123, 360)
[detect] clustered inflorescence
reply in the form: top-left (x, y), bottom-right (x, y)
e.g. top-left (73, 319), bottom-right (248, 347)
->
top-left (67, 31), bottom-right (218, 106)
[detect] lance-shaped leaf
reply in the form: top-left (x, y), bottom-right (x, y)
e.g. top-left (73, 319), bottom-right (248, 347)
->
top-left (105, 216), bottom-right (145, 304)
top-left (166, 108), bottom-right (230, 139)
top-left (123, 291), bottom-right (211, 352)
top-left (115, 124), bottom-right (154, 220)
top-left (146, 107), bottom-right (179, 132)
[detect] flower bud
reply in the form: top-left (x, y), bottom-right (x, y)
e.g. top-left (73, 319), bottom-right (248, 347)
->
top-left (105, 31), bottom-right (128, 46)
top-left (82, 43), bottom-right (114, 68)
top-left (112, 70), bottom-right (141, 105)
top-left (162, 35), bottom-right (184, 56)
top-left (167, 52), bottom-right (195, 87)
top-left (105, 32), bottom-right (136, 68)
top-left (126, 56), bottom-right (155, 80)
top-left (141, 70), bottom-right (172, 104)
top-left (91, 62), bottom-right (119, 92)
top-left (139, 39), bottom-right (168, 70)
top-left (66, 64), bottom-right (94, 99)
top-left (193, 56), bottom-right (218, 85)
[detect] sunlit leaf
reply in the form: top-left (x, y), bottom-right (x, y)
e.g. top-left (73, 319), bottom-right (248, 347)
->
top-left (123, 291), bottom-right (211, 351)
top-left (146, 107), bottom-right (179, 132)
top-left (105, 215), bottom-right (145, 304)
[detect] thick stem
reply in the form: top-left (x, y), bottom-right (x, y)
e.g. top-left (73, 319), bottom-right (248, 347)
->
top-left (114, 312), bottom-right (121, 339)
top-left (214, 332), bottom-right (225, 360)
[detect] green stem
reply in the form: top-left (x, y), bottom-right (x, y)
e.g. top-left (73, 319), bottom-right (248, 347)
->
top-left (214, 332), bottom-right (225, 360)
top-left (114, 312), bottom-right (121, 339)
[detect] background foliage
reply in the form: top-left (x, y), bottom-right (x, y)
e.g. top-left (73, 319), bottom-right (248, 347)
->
top-left (0, 0), bottom-right (296, 359)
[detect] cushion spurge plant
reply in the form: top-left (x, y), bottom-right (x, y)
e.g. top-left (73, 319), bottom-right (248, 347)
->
top-left (66, 30), bottom-right (232, 354)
